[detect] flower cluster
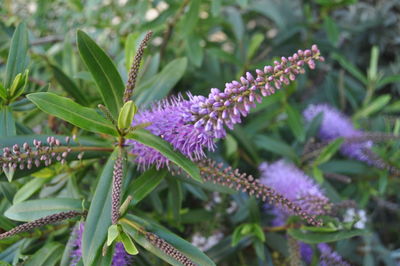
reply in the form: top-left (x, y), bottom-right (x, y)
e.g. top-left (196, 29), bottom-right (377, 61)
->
top-left (70, 222), bottom-right (131, 266)
top-left (128, 45), bottom-right (324, 170)
top-left (318, 243), bottom-right (350, 266)
top-left (1, 136), bottom-right (71, 172)
top-left (258, 160), bottom-right (350, 265)
top-left (303, 104), bottom-right (373, 163)
top-left (259, 160), bottom-right (331, 216)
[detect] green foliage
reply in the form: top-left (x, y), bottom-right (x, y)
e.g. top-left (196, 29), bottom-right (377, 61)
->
top-left (1, 1), bottom-right (400, 265)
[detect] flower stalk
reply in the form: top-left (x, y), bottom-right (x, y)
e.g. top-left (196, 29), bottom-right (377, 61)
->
top-left (0, 211), bottom-right (86, 240)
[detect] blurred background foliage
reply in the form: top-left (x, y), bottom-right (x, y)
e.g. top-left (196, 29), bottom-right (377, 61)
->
top-left (1, 0), bottom-right (400, 265)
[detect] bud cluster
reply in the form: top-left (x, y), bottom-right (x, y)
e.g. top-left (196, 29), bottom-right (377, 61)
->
top-left (0, 210), bottom-right (85, 240)
top-left (146, 232), bottom-right (197, 266)
top-left (1, 136), bottom-right (71, 172)
top-left (189, 45), bottom-right (324, 139)
top-left (111, 152), bottom-right (124, 224)
top-left (195, 159), bottom-right (322, 226)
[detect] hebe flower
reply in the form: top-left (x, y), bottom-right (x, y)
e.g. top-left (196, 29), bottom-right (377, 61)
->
top-left (258, 161), bottom-right (348, 265)
top-left (303, 104), bottom-right (373, 163)
top-left (70, 222), bottom-right (131, 266)
top-left (128, 45), bottom-right (324, 170)
top-left (259, 160), bottom-right (331, 216)
top-left (318, 243), bottom-right (350, 266)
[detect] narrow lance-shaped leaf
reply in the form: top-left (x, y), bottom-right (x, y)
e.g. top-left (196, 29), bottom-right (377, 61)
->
top-left (127, 129), bottom-right (201, 182)
top-left (134, 58), bottom-right (187, 107)
top-left (4, 198), bottom-right (82, 222)
top-left (77, 30), bottom-right (124, 118)
top-left (5, 23), bottom-right (29, 88)
top-left (50, 64), bottom-right (90, 106)
top-left (0, 107), bottom-right (16, 137)
top-left (127, 167), bottom-right (167, 206)
top-left (27, 92), bottom-right (117, 136)
top-left (82, 150), bottom-right (116, 266)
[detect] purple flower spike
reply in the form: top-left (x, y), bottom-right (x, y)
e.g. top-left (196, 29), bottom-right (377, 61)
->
top-left (303, 104), bottom-right (373, 163)
top-left (259, 160), bottom-right (330, 216)
top-left (318, 243), bottom-right (350, 266)
top-left (128, 46), bottom-right (323, 170)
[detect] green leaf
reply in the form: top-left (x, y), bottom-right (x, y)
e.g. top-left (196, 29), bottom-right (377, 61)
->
top-left (134, 58), bottom-right (187, 107)
top-left (186, 35), bottom-right (203, 67)
top-left (181, 0), bottom-right (200, 36)
top-left (332, 53), bottom-right (367, 84)
top-left (50, 64), bottom-right (89, 106)
top-left (313, 138), bottom-right (344, 166)
top-left (13, 177), bottom-right (48, 204)
top-left (252, 224), bottom-right (266, 242)
top-left (255, 135), bottom-right (297, 161)
top-left (121, 214), bottom-right (215, 266)
top-left (376, 74), bottom-right (400, 90)
top-left (77, 30), bottom-right (124, 118)
top-left (127, 129), bottom-right (201, 182)
top-left (82, 150), bottom-right (116, 266)
top-left (286, 104), bottom-right (305, 142)
top-left (167, 176), bottom-right (182, 224)
top-left (27, 92), bottom-right (117, 136)
top-left (124, 32), bottom-right (140, 71)
top-left (107, 224), bottom-right (119, 246)
top-left (288, 228), bottom-right (368, 244)
top-left (119, 231), bottom-right (139, 255)
top-left (127, 167), bottom-right (166, 206)
top-left (247, 33), bottom-right (264, 61)
top-left (0, 107), bottom-right (16, 137)
top-left (0, 182), bottom-right (16, 203)
top-left (0, 82), bottom-right (7, 101)
top-left (354, 94), bottom-right (391, 119)
top-left (4, 198), bottom-right (82, 222)
top-left (226, 7), bottom-right (244, 41)
top-left (25, 242), bottom-right (63, 266)
top-left (4, 23), bottom-right (29, 88)
top-left (323, 16), bottom-right (339, 45)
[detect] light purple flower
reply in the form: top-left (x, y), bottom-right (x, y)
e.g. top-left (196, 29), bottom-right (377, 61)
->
top-left (259, 160), bottom-right (348, 265)
top-left (318, 243), bottom-right (350, 266)
top-left (303, 103), bottom-right (373, 163)
top-left (128, 46), bottom-right (324, 170)
top-left (259, 160), bottom-right (330, 216)
top-left (70, 222), bottom-right (131, 266)
top-left (300, 242), bottom-right (313, 264)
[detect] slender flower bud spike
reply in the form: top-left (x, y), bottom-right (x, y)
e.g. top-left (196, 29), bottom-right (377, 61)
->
top-left (146, 232), bottom-right (197, 266)
top-left (127, 45), bottom-right (323, 170)
top-left (173, 159), bottom-right (322, 226)
top-left (0, 211), bottom-right (86, 240)
top-left (1, 137), bottom-right (72, 173)
top-left (123, 31), bottom-right (153, 102)
top-left (111, 150), bottom-right (124, 224)
top-left (259, 160), bottom-right (332, 218)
